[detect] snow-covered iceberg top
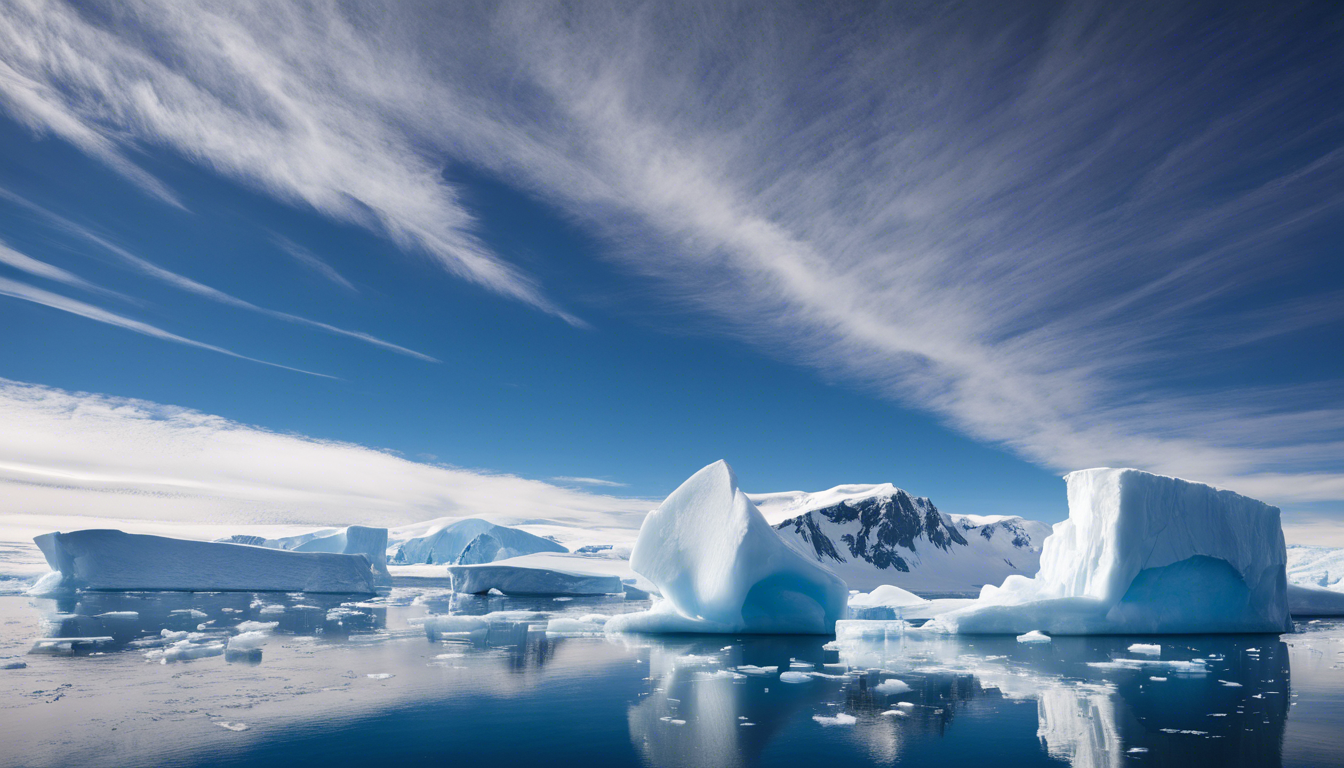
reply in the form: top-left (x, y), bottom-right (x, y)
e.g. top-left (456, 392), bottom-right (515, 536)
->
top-left (606, 460), bottom-right (848, 634)
top-left (926, 468), bottom-right (1291, 635)
top-left (388, 518), bottom-right (566, 565)
top-left (32, 530), bottom-right (379, 594)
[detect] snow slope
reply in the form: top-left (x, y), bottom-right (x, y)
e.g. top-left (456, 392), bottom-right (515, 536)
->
top-left (386, 518), bottom-right (567, 564)
top-left (32, 530), bottom-right (378, 594)
top-left (607, 460), bottom-right (847, 634)
top-left (756, 483), bottom-right (1051, 594)
top-left (1286, 545), bottom-right (1344, 591)
top-left (926, 468), bottom-right (1292, 635)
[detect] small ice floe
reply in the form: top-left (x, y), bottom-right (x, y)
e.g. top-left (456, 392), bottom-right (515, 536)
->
top-left (1245, 648), bottom-right (1260, 653)
top-left (1016, 630), bottom-right (1051, 644)
top-left (812, 713), bottom-right (857, 726)
top-left (30, 637), bottom-right (115, 655)
top-left (739, 722), bottom-right (755, 727)
top-left (216, 722), bottom-right (248, 732)
top-left (734, 665), bottom-right (778, 676)
top-left (366, 673), bottom-right (394, 680)
top-left (1208, 713), bottom-right (1228, 717)
top-left (258, 605), bottom-right (285, 616)
top-left (234, 621), bottom-right (278, 633)
top-left (874, 679), bottom-right (912, 695)
top-left (170, 609), bottom-right (208, 620)
top-left (553, 597), bottom-right (573, 602)
top-left (1127, 747), bottom-right (1148, 754)
top-left (488, 588), bottom-right (506, 596)
top-left (1087, 659), bottom-right (1207, 676)
top-left (2, 658), bottom-right (27, 670)
top-left (1220, 681), bottom-right (1243, 687)
top-left (1159, 729), bottom-right (1208, 735)
top-left (696, 669), bottom-right (747, 681)
top-left (227, 632), bottom-right (269, 652)
top-left (1149, 676), bottom-right (1167, 682)
top-left (789, 659), bottom-right (815, 670)
top-left (779, 671), bottom-right (813, 684)
top-left (434, 653), bottom-right (464, 659)
top-left (96, 611), bottom-right (139, 621)
top-left (1128, 643), bottom-right (1161, 656)
top-left (669, 719), bottom-right (686, 726)
top-left (881, 709), bottom-right (908, 717)
top-left (674, 654), bottom-right (721, 666)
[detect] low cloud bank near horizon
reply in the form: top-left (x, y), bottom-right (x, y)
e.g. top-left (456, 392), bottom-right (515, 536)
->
top-left (0, 378), bottom-right (651, 532)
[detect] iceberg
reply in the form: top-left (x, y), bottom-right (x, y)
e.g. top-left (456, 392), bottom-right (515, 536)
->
top-left (925, 468), bottom-right (1292, 635)
top-left (287, 526), bottom-right (392, 586)
top-left (33, 530), bottom-right (379, 594)
top-left (388, 518), bottom-right (567, 565)
top-left (605, 460), bottom-right (848, 634)
top-left (1287, 583), bottom-right (1344, 616)
top-left (446, 562), bottom-right (623, 595)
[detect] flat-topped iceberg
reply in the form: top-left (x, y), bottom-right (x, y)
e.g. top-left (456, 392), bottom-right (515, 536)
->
top-left (447, 561), bottom-right (623, 595)
top-left (926, 468), bottom-right (1291, 635)
top-left (32, 530), bottom-right (379, 594)
top-left (606, 460), bottom-right (848, 634)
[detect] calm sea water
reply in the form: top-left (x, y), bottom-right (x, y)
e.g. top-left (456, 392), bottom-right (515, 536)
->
top-left (1, 589), bottom-right (1341, 768)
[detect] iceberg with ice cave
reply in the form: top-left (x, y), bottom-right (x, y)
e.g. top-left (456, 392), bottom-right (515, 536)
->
top-left (605, 460), bottom-right (848, 634)
top-left (925, 468), bottom-right (1291, 635)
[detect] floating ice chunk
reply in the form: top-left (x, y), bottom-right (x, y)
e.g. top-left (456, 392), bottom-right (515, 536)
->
top-left (849, 585), bottom-right (928, 608)
top-left (227, 631), bottom-right (269, 651)
top-left (1087, 659), bottom-right (1207, 675)
top-left (258, 605), bottom-right (286, 616)
top-left (2, 660), bottom-right (27, 670)
top-left (448, 564), bottom-right (622, 596)
top-left (734, 665), bottom-right (778, 676)
top-left (605, 461), bottom-right (848, 635)
top-left (546, 614), bottom-right (611, 636)
top-left (927, 469), bottom-right (1291, 635)
top-left (1017, 630), bottom-right (1051, 644)
top-left (95, 611), bottom-right (139, 621)
top-left (420, 615), bottom-right (490, 634)
top-left (789, 660), bottom-right (815, 670)
top-left (366, 673), bottom-right (394, 680)
top-left (235, 621), bottom-right (279, 633)
top-left (29, 636), bottom-right (115, 654)
top-left (289, 526), bottom-right (392, 586)
top-left (779, 671), bottom-right (813, 683)
top-left (1129, 643), bottom-right (1161, 656)
top-left (813, 713), bottom-right (857, 726)
top-left (33, 530), bottom-right (378, 594)
top-left (171, 609), bottom-right (208, 620)
top-left (1220, 680), bottom-right (1243, 687)
top-left (216, 722), bottom-right (248, 732)
top-left (1150, 676), bottom-right (1167, 681)
top-left (1127, 748), bottom-right (1148, 754)
top-left (881, 710), bottom-right (907, 717)
top-left (874, 679), bottom-right (912, 695)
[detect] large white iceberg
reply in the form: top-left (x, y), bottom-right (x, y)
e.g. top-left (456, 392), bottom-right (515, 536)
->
top-left (926, 468), bottom-right (1291, 635)
top-left (33, 530), bottom-right (379, 594)
top-left (605, 460), bottom-right (848, 634)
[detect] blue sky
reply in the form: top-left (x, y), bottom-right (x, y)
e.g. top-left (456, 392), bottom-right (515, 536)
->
top-left (0, 1), bottom-right (1341, 537)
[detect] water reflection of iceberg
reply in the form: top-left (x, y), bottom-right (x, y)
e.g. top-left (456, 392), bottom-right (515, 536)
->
top-left (830, 624), bottom-right (1288, 768)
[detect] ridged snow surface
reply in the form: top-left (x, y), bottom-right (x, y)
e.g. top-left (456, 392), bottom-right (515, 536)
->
top-left (926, 468), bottom-right (1292, 635)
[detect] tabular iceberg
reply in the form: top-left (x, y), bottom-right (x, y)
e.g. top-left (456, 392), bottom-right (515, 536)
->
top-left (287, 526), bottom-right (392, 586)
top-left (446, 562), bottom-right (623, 595)
top-left (606, 460), bottom-right (848, 634)
top-left (33, 530), bottom-right (379, 594)
top-left (925, 468), bottom-right (1291, 635)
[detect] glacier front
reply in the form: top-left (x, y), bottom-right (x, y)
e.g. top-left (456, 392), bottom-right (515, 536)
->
top-left (925, 468), bottom-right (1291, 635)
top-left (606, 460), bottom-right (847, 634)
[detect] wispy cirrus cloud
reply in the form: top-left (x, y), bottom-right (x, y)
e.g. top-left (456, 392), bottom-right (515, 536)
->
top-left (552, 476), bottom-right (629, 488)
top-left (0, 275), bottom-right (333, 378)
top-left (0, 1), bottom-right (1341, 510)
top-left (272, 235), bottom-right (358, 294)
top-left (0, 187), bottom-right (438, 362)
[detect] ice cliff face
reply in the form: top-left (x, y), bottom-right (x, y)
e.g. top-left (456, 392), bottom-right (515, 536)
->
top-left (927, 467), bottom-right (1292, 635)
top-left (756, 485), bottom-right (1051, 594)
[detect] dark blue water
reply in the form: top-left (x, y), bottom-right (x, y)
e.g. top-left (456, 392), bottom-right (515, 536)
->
top-left (2, 589), bottom-right (1341, 768)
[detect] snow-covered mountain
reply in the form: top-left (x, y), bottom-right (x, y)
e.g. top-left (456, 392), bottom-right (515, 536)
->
top-left (750, 484), bottom-right (1053, 595)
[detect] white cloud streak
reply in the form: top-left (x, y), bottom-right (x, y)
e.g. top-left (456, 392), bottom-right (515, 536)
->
top-left (0, 2), bottom-right (1341, 508)
top-left (273, 235), bottom-right (358, 294)
top-left (0, 378), bottom-right (650, 529)
top-left (0, 275), bottom-right (333, 378)
top-left (0, 187), bottom-right (438, 362)
top-left (552, 476), bottom-right (629, 488)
